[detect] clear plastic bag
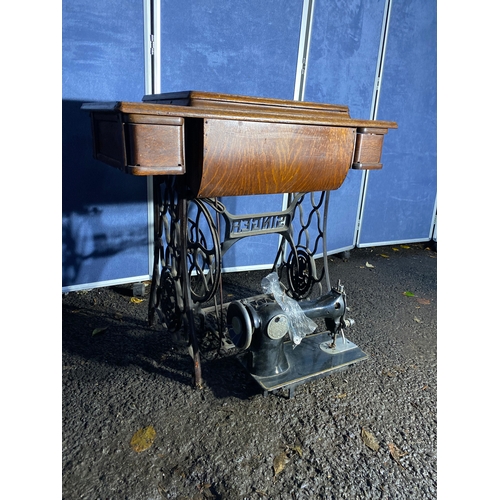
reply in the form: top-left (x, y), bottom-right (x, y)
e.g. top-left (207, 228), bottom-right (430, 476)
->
top-left (261, 272), bottom-right (317, 345)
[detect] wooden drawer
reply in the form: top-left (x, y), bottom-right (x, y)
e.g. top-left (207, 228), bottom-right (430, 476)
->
top-left (90, 112), bottom-right (185, 175)
top-left (351, 127), bottom-right (388, 170)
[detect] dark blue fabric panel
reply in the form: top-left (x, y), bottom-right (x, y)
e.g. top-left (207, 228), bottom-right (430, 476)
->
top-left (62, 0), bottom-right (149, 288)
top-left (161, 0), bottom-right (303, 269)
top-left (358, 0), bottom-right (437, 245)
top-left (305, 0), bottom-right (386, 115)
top-left (62, 0), bottom-right (145, 101)
top-left (161, 0), bottom-right (303, 98)
top-left (305, 0), bottom-right (386, 252)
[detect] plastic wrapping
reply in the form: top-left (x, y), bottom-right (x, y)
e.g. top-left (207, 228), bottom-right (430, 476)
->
top-left (261, 272), bottom-right (317, 345)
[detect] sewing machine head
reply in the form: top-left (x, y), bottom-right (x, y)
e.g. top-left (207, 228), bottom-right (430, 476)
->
top-left (227, 280), bottom-right (358, 381)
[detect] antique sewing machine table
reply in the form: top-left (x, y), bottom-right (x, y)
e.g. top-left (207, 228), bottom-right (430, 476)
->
top-left (82, 91), bottom-right (396, 394)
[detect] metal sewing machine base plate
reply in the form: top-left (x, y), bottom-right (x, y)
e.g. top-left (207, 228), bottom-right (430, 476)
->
top-left (236, 331), bottom-right (368, 397)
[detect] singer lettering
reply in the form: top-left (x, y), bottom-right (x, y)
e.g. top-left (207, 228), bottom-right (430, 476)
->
top-left (230, 214), bottom-right (289, 236)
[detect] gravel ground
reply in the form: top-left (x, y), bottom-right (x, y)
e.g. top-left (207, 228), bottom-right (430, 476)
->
top-left (62, 243), bottom-right (437, 499)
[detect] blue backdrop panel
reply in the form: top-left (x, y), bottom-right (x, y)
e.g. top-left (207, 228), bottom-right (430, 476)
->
top-left (358, 0), bottom-right (437, 245)
top-left (62, 0), bottom-right (149, 289)
top-left (161, 0), bottom-right (302, 98)
top-left (161, 0), bottom-right (304, 270)
top-left (304, 0), bottom-right (387, 253)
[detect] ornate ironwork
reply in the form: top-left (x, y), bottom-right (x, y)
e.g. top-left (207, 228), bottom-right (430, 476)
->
top-left (148, 182), bottom-right (333, 387)
top-left (149, 176), bottom-right (184, 330)
top-left (186, 198), bottom-right (221, 304)
top-left (201, 193), bottom-right (330, 301)
top-left (149, 177), bottom-right (222, 330)
top-left (275, 191), bottom-right (330, 299)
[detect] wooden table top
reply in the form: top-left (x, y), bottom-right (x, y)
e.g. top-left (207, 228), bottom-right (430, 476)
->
top-left (82, 91), bottom-right (397, 197)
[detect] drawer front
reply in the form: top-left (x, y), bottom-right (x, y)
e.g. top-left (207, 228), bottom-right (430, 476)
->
top-left (192, 119), bottom-right (356, 198)
top-left (352, 127), bottom-right (388, 170)
top-left (90, 112), bottom-right (185, 175)
top-left (125, 121), bottom-right (185, 175)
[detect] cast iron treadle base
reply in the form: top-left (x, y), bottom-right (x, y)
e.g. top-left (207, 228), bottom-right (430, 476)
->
top-left (236, 332), bottom-right (368, 398)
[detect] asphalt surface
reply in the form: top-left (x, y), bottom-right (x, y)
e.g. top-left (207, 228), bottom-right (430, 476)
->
top-left (62, 243), bottom-right (437, 499)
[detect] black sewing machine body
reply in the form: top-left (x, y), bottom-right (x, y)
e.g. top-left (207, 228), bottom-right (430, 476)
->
top-left (227, 281), bottom-right (367, 397)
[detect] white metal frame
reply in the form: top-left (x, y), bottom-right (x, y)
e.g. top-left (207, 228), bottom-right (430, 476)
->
top-left (293, 0), bottom-right (315, 102)
top-left (144, 0), bottom-right (161, 276)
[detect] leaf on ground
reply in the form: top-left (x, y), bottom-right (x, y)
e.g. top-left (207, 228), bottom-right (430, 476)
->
top-left (197, 482), bottom-right (212, 492)
top-left (273, 451), bottom-right (290, 476)
top-left (130, 297), bottom-right (144, 304)
top-left (91, 327), bottom-right (108, 336)
top-left (387, 442), bottom-right (408, 467)
top-left (365, 262), bottom-right (375, 268)
top-left (379, 254), bottom-right (390, 258)
top-left (336, 392), bottom-right (347, 399)
top-left (291, 444), bottom-right (303, 458)
top-left (417, 298), bottom-right (431, 305)
top-left (130, 425), bottom-right (156, 453)
top-left (403, 291), bottom-right (415, 297)
top-left (361, 428), bottom-right (380, 452)
top-left (413, 316), bottom-right (422, 323)
top-left (392, 248), bottom-right (399, 252)
top-left (400, 245), bottom-right (411, 249)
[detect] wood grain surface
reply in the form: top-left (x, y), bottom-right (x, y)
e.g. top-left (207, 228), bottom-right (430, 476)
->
top-left (193, 119), bottom-right (356, 197)
top-left (82, 92), bottom-right (397, 197)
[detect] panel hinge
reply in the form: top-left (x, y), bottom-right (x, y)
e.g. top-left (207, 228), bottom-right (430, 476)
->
top-left (149, 34), bottom-right (155, 56)
top-left (300, 57), bottom-right (306, 75)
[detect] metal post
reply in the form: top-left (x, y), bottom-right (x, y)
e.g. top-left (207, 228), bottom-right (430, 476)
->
top-left (144, 0), bottom-right (161, 277)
